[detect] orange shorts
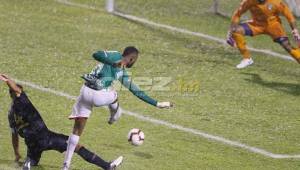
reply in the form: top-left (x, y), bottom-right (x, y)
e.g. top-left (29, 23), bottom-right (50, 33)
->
top-left (241, 21), bottom-right (287, 41)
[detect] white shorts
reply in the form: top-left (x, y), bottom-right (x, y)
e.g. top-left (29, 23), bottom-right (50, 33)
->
top-left (69, 85), bottom-right (118, 119)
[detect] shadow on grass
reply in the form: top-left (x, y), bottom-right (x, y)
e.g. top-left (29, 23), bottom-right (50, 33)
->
top-left (243, 73), bottom-right (300, 96)
top-left (0, 159), bottom-right (82, 170)
top-left (32, 164), bottom-right (81, 170)
top-left (0, 159), bottom-right (23, 169)
top-left (133, 151), bottom-right (153, 159)
top-left (103, 143), bottom-right (125, 150)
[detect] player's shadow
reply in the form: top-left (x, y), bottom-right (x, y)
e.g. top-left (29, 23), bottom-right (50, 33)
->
top-left (133, 151), bottom-right (153, 159)
top-left (0, 159), bottom-right (23, 168)
top-left (33, 164), bottom-right (81, 170)
top-left (0, 159), bottom-right (82, 170)
top-left (242, 73), bottom-right (300, 96)
top-left (103, 143), bottom-right (125, 150)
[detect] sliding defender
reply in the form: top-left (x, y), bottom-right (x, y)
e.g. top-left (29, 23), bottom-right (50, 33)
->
top-left (227, 0), bottom-right (300, 69)
top-left (63, 46), bottom-right (173, 170)
top-left (0, 74), bottom-right (122, 170)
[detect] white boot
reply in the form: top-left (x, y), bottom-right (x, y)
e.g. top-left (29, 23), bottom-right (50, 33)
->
top-left (108, 156), bottom-right (123, 170)
top-left (236, 58), bottom-right (254, 69)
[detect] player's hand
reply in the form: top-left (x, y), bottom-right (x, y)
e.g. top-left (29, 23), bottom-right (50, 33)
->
top-left (292, 29), bottom-right (300, 47)
top-left (0, 74), bottom-right (9, 82)
top-left (157, 102), bottom-right (173, 109)
top-left (14, 153), bottom-right (21, 162)
top-left (226, 30), bottom-right (236, 47)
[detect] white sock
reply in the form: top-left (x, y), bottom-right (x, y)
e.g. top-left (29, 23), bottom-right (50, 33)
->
top-left (63, 134), bottom-right (80, 168)
top-left (109, 102), bottom-right (118, 112)
top-left (109, 102), bottom-right (121, 119)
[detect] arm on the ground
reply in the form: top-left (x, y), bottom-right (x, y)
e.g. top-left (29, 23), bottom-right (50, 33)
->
top-left (0, 74), bottom-right (22, 96)
top-left (119, 70), bottom-right (172, 108)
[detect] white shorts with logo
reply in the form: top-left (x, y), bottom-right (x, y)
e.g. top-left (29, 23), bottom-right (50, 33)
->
top-left (69, 85), bottom-right (118, 119)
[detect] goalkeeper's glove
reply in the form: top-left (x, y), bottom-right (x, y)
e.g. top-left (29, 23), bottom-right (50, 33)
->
top-left (226, 30), bottom-right (236, 47)
top-left (292, 29), bottom-right (300, 47)
top-left (157, 102), bottom-right (173, 109)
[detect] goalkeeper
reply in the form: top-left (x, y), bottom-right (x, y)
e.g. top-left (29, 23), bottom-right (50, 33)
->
top-left (227, 0), bottom-right (300, 69)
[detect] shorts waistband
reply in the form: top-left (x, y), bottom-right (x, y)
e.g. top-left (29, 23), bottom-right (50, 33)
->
top-left (84, 83), bottom-right (111, 91)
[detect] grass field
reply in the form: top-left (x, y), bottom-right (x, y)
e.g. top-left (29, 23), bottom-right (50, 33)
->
top-left (0, 0), bottom-right (300, 169)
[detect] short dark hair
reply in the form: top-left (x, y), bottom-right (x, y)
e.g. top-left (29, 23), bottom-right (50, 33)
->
top-left (9, 84), bottom-right (23, 95)
top-left (122, 46), bottom-right (139, 56)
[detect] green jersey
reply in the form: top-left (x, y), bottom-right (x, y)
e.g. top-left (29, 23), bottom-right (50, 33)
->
top-left (82, 50), bottom-right (157, 107)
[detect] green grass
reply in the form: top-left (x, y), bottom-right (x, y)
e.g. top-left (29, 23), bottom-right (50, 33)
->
top-left (116, 0), bottom-right (300, 54)
top-left (0, 0), bottom-right (300, 169)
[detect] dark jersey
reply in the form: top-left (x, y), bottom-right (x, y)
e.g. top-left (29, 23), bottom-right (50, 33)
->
top-left (8, 92), bottom-right (48, 139)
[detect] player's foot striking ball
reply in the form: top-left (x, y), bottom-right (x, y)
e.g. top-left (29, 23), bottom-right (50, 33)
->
top-left (0, 74), bottom-right (120, 170)
top-left (62, 46), bottom-right (173, 170)
top-left (227, 0), bottom-right (300, 68)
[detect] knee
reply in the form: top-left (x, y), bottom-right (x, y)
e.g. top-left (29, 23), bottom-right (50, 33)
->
top-left (275, 37), bottom-right (292, 51)
top-left (232, 29), bottom-right (241, 35)
top-left (68, 134), bottom-right (80, 145)
top-left (232, 25), bottom-right (245, 34)
top-left (109, 99), bottom-right (119, 110)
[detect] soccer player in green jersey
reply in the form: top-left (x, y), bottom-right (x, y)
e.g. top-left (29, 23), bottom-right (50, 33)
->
top-left (63, 46), bottom-right (172, 170)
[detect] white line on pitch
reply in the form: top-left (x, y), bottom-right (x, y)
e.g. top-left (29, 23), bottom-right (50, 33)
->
top-left (113, 12), bottom-right (294, 62)
top-left (14, 79), bottom-right (300, 159)
top-left (54, 0), bottom-right (294, 62)
top-left (55, 0), bottom-right (98, 10)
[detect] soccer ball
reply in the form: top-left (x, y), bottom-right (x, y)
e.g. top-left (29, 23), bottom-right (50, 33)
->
top-left (127, 128), bottom-right (145, 146)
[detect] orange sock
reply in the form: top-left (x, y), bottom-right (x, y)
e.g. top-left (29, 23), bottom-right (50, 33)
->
top-left (233, 33), bottom-right (251, 59)
top-left (290, 48), bottom-right (300, 64)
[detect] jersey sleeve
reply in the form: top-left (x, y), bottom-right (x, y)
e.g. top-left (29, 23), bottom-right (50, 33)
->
top-left (119, 70), bottom-right (158, 107)
top-left (93, 51), bottom-right (122, 66)
top-left (231, 0), bottom-right (252, 24)
top-left (278, 1), bottom-right (295, 24)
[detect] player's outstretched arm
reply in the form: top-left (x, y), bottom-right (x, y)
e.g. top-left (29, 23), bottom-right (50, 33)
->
top-left (0, 74), bottom-right (22, 96)
top-left (227, 0), bottom-right (251, 47)
top-left (291, 24), bottom-right (300, 47)
top-left (230, 0), bottom-right (251, 29)
top-left (119, 71), bottom-right (173, 109)
top-left (279, 2), bottom-right (300, 46)
top-left (280, 2), bottom-right (296, 29)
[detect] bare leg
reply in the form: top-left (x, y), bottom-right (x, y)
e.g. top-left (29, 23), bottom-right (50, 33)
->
top-left (73, 118), bottom-right (87, 136)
